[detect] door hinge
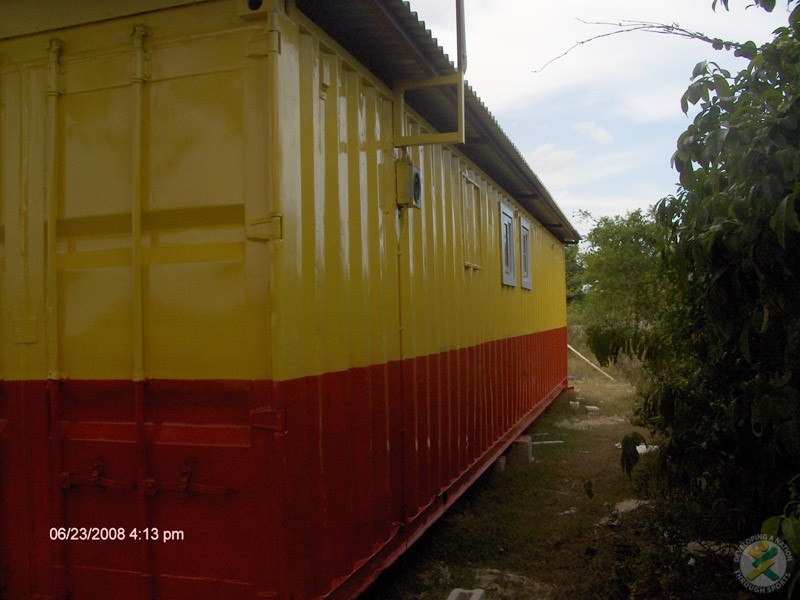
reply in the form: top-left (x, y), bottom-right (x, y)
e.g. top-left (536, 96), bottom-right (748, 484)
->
top-left (244, 8), bottom-right (285, 57)
top-left (246, 29), bottom-right (281, 56)
top-left (251, 408), bottom-right (287, 433)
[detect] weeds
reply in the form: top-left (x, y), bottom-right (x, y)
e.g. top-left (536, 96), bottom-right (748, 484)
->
top-left (363, 361), bottom-right (762, 599)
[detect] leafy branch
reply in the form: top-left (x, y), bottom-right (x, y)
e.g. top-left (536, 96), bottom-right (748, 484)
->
top-left (712, 0), bottom-right (779, 11)
top-left (638, 0), bottom-right (800, 530)
top-left (567, 0), bottom-right (800, 534)
top-left (534, 18), bottom-right (759, 74)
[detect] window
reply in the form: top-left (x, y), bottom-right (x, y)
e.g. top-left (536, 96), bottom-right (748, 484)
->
top-left (462, 170), bottom-right (482, 269)
top-left (520, 217), bottom-right (532, 290)
top-left (500, 204), bottom-right (516, 287)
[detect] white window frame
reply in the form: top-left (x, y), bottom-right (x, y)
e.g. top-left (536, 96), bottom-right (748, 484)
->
top-left (500, 204), bottom-right (516, 287)
top-left (520, 217), bottom-right (532, 290)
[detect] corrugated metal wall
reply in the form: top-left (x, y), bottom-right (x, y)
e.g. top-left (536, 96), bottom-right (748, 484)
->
top-left (269, 9), bottom-right (567, 597)
top-left (0, 1), bottom-right (568, 598)
top-left (267, 17), bottom-right (404, 596)
top-left (0, 2), bottom-right (272, 383)
top-left (269, 9), bottom-right (566, 382)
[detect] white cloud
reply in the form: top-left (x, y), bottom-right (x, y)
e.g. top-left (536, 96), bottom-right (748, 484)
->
top-left (607, 83), bottom-right (693, 122)
top-left (412, 0), bottom-right (787, 113)
top-left (525, 143), bottom-right (577, 174)
top-left (409, 0), bottom-right (789, 220)
top-left (557, 191), bottom-right (657, 236)
top-left (524, 144), bottom-right (643, 191)
top-left (571, 121), bottom-right (614, 145)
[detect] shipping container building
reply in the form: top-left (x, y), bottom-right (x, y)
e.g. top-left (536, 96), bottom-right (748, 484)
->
top-left (0, 1), bottom-right (580, 598)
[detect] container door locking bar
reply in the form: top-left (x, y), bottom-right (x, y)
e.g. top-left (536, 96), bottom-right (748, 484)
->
top-left (142, 466), bottom-right (228, 497)
top-left (59, 461), bottom-right (135, 492)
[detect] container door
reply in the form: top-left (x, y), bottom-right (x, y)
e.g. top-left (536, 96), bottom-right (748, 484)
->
top-left (43, 22), bottom-right (279, 599)
top-left (52, 381), bottom-right (282, 600)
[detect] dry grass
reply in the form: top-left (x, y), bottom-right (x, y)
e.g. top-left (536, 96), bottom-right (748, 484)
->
top-left (362, 373), bottom-right (648, 599)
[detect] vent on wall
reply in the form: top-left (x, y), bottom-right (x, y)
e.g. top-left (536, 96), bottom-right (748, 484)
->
top-left (396, 157), bottom-right (422, 209)
top-left (239, 0), bottom-right (272, 19)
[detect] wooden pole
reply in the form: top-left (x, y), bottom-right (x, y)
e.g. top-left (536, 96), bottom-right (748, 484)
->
top-left (567, 344), bottom-right (617, 381)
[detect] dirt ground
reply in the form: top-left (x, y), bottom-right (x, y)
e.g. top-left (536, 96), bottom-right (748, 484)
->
top-left (361, 372), bottom-right (764, 600)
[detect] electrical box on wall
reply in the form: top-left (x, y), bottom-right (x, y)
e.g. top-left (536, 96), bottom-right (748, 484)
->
top-left (396, 157), bottom-right (422, 209)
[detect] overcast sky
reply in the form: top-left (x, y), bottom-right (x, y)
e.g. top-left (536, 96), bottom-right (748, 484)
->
top-left (408, 0), bottom-right (791, 236)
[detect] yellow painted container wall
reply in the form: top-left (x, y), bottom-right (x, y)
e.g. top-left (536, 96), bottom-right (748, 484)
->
top-left (398, 135), bottom-right (567, 362)
top-left (1, 3), bottom-right (273, 381)
top-left (269, 8), bottom-right (568, 595)
top-left (267, 11), bottom-right (402, 383)
top-left (0, 0), bottom-right (566, 384)
top-left (0, 1), bottom-right (568, 598)
top-left (269, 8), bottom-right (566, 383)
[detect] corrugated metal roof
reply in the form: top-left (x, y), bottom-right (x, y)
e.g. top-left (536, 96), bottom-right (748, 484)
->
top-left (295, 0), bottom-right (580, 243)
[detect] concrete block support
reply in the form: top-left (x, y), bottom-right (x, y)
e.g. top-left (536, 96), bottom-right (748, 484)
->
top-left (506, 435), bottom-right (533, 466)
top-left (447, 589), bottom-right (486, 600)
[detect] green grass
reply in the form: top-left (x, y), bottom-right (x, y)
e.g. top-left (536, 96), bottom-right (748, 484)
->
top-left (362, 374), bottom-right (647, 600)
top-left (362, 345), bottom-right (763, 599)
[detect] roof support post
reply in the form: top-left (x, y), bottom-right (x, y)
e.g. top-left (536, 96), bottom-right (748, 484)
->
top-left (392, 0), bottom-right (466, 148)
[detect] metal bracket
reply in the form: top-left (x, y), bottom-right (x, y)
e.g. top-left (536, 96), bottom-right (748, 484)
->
top-left (393, 72), bottom-right (465, 147)
top-left (242, 1), bottom-right (284, 55)
top-left (131, 25), bottom-right (150, 83)
top-left (246, 27), bottom-right (281, 57)
top-left (247, 214), bottom-right (282, 241)
top-left (392, 0), bottom-right (467, 148)
top-left (47, 39), bottom-right (64, 97)
top-left (251, 407), bottom-right (287, 433)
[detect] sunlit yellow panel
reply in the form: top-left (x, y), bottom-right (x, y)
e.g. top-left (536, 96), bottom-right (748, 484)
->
top-left (0, 0), bottom-right (567, 384)
top-left (60, 267), bottom-right (133, 378)
top-left (61, 88), bottom-right (133, 219)
top-left (147, 70), bottom-right (244, 211)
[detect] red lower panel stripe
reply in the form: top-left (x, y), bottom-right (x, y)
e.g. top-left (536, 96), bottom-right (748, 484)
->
top-left (0, 327), bottom-right (567, 600)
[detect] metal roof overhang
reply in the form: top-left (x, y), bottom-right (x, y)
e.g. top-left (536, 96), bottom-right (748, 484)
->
top-left (294, 0), bottom-right (580, 243)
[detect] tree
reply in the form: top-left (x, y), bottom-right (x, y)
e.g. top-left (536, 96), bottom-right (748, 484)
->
top-left (571, 209), bottom-right (666, 367)
top-left (565, 243), bottom-right (585, 304)
top-left (639, 0), bottom-right (800, 529)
